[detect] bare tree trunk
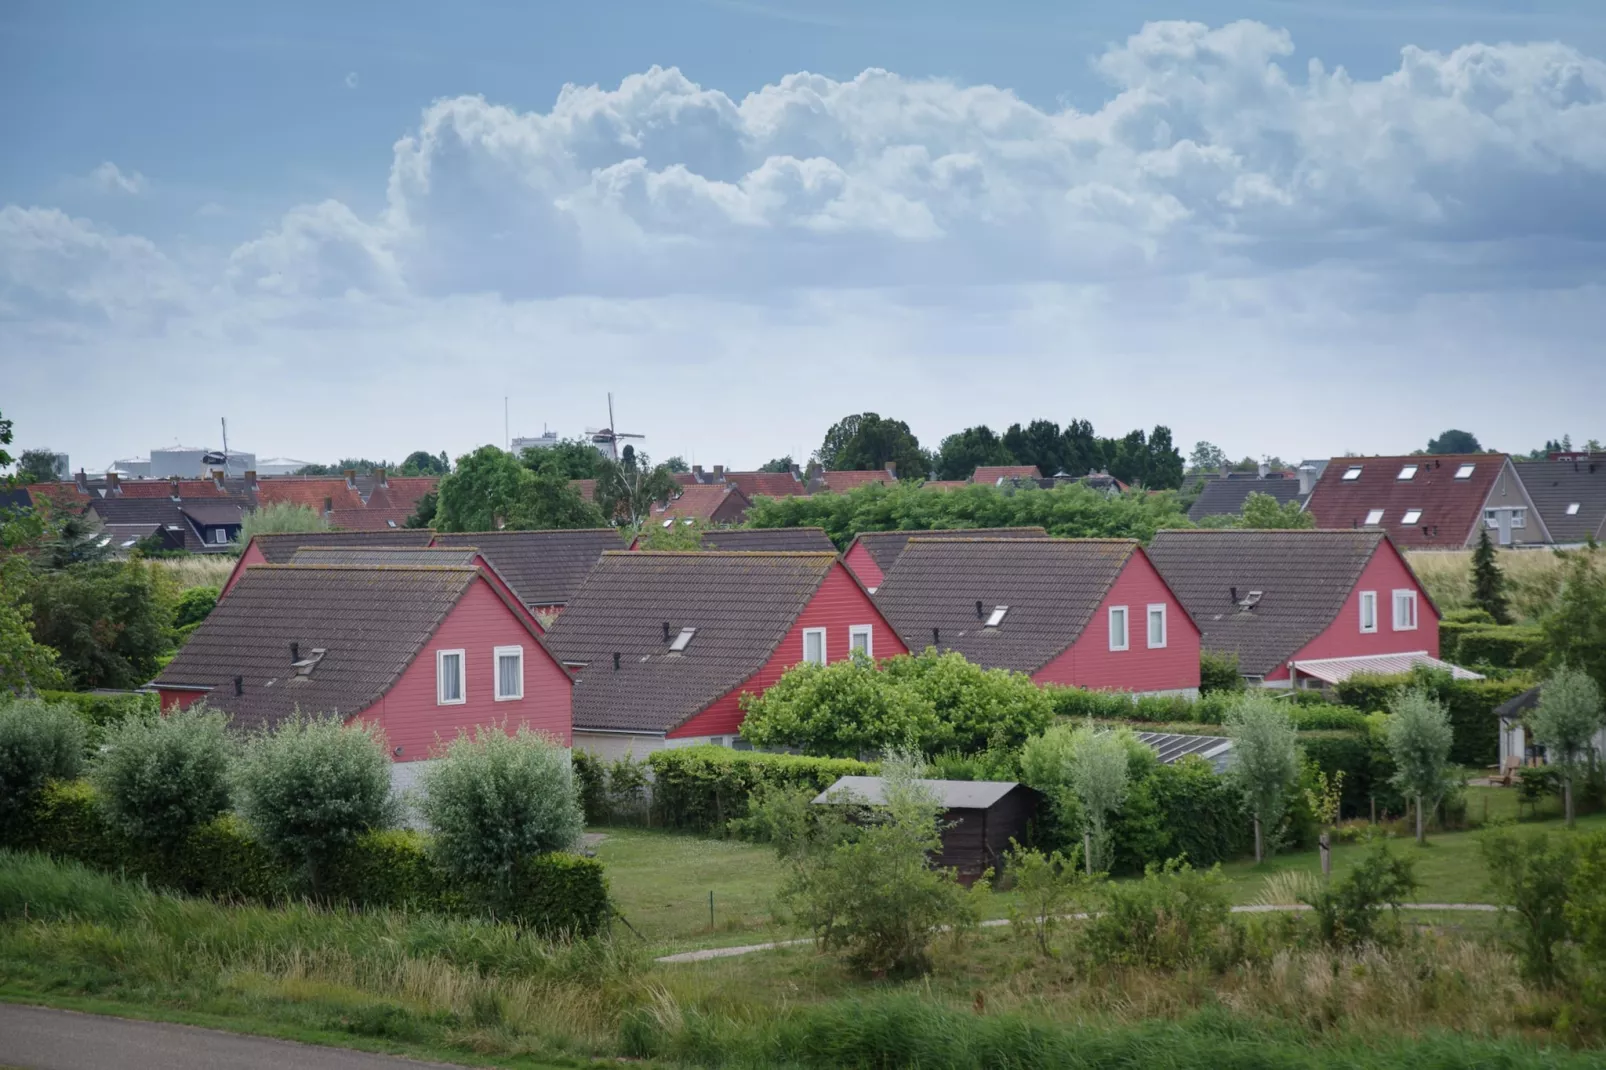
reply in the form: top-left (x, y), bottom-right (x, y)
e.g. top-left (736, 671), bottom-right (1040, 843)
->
top-left (1415, 794), bottom-right (1424, 844)
top-left (1084, 831), bottom-right (1094, 875)
top-left (1565, 776), bottom-right (1575, 829)
top-left (1253, 814), bottom-right (1263, 864)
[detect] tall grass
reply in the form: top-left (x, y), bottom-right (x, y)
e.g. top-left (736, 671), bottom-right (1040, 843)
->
top-left (151, 554), bottom-right (236, 591)
top-left (1406, 547), bottom-right (1597, 623)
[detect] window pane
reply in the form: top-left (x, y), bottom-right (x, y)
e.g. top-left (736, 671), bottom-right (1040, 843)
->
top-left (441, 654), bottom-right (462, 701)
top-left (498, 653), bottom-right (520, 698)
top-left (1148, 608), bottom-right (1164, 647)
top-left (804, 631), bottom-right (824, 665)
top-left (850, 630), bottom-right (868, 654)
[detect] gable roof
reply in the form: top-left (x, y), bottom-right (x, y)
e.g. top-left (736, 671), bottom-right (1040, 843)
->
top-left (653, 483), bottom-right (751, 522)
top-left (255, 477), bottom-right (366, 512)
top-left (87, 497), bottom-right (233, 553)
top-left (846, 526), bottom-right (1050, 574)
top-left (179, 501), bottom-right (249, 528)
top-left (1303, 454), bottom-right (1506, 549)
top-left (920, 480), bottom-right (970, 491)
top-left (1145, 529), bottom-right (1393, 676)
top-left (1187, 478), bottom-right (1309, 521)
top-left (813, 469), bottom-right (895, 494)
top-left (153, 565), bottom-right (545, 732)
top-left (248, 529), bottom-right (435, 564)
top-left (431, 528), bottom-right (624, 607)
top-left (1512, 459), bottom-right (1606, 544)
top-left (289, 547), bottom-right (480, 567)
top-left (543, 551), bottom-right (842, 734)
top-left (971, 465), bottom-right (1042, 484)
top-left (724, 471), bottom-right (808, 499)
top-left (701, 527), bottom-right (836, 552)
top-left (872, 537), bottom-right (1144, 673)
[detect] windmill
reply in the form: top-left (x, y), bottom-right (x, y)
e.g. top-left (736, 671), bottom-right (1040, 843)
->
top-left (586, 392), bottom-right (645, 462)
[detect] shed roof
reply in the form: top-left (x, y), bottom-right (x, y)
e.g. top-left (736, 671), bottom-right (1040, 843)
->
top-left (430, 528), bottom-right (623, 607)
top-left (846, 526), bottom-right (1049, 573)
top-left (249, 529), bottom-right (434, 564)
top-left (1512, 459), bottom-right (1606, 544)
top-left (1303, 453), bottom-right (1506, 548)
top-left (812, 776), bottom-right (1024, 809)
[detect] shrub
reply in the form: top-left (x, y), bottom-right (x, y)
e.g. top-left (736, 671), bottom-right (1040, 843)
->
top-left (26, 561), bottom-right (173, 689)
top-left (1287, 705), bottom-right (1369, 732)
top-left (1301, 836), bottom-right (1417, 947)
top-left (1334, 672), bottom-right (1528, 768)
top-left (572, 749), bottom-right (609, 824)
top-left (1199, 650), bottom-right (1245, 695)
top-left (1004, 843), bottom-right (1090, 955)
top-left (90, 704), bottom-right (233, 857)
top-left (419, 726), bottom-right (584, 915)
top-left (1079, 858), bottom-right (1232, 969)
top-left (1530, 665), bottom-right (1606, 827)
top-left (234, 714), bottom-right (399, 898)
top-left (1123, 756), bottom-right (1249, 870)
top-left (172, 584), bottom-right (219, 629)
top-left (0, 698), bottom-right (84, 838)
top-left (881, 650), bottom-right (1055, 753)
top-left (1482, 827), bottom-right (1578, 984)
top-left (605, 754), bottom-right (650, 823)
top-left (37, 689), bottom-right (158, 756)
top-left (1444, 607), bottom-right (1497, 626)
top-left (1456, 625), bottom-right (1545, 670)
top-left (739, 657), bottom-right (940, 757)
top-left (648, 746), bottom-right (875, 832)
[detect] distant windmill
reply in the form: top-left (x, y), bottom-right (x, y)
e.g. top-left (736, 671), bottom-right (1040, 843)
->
top-left (585, 392), bottom-right (645, 462)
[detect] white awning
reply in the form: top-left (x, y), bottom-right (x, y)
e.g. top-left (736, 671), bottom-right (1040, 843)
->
top-left (1291, 651), bottom-right (1483, 685)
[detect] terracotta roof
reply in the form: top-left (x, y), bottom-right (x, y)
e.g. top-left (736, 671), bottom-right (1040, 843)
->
top-left (701, 527), bottom-right (836, 552)
top-left (813, 469), bottom-right (895, 493)
top-left (1187, 478), bottom-right (1309, 521)
top-left (431, 528), bottom-right (624, 607)
top-left (725, 471), bottom-right (808, 499)
top-left (543, 551), bottom-right (840, 734)
top-left (846, 526), bottom-right (1050, 574)
top-left (1146, 529), bottom-right (1389, 676)
top-left (920, 480), bottom-right (970, 491)
top-left (249, 529), bottom-right (434, 564)
top-left (115, 480), bottom-right (238, 499)
top-left (289, 547), bottom-right (480, 567)
top-left (328, 507), bottom-right (416, 531)
top-left (154, 565), bottom-right (536, 732)
top-left (362, 477), bottom-right (438, 513)
top-left (570, 479), bottom-right (597, 503)
top-left (23, 483), bottom-right (93, 512)
top-left (653, 483), bottom-right (751, 522)
top-left (971, 465), bottom-right (1042, 484)
top-left (256, 478), bottom-right (365, 512)
top-left (1304, 454), bottom-right (1504, 549)
top-left (873, 537), bottom-right (1140, 673)
top-left (1513, 459), bottom-right (1606, 544)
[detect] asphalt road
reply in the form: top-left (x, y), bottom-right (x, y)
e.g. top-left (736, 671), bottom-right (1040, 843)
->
top-left (0, 1003), bottom-right (466, 1070)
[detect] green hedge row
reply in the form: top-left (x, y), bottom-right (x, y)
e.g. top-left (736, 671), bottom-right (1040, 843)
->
top-left (648, 746), bottom-right (877, 831)
top-left (1335, 672), bottom-right (1532, 768)
top-left (1438, 621), bottom-right (1544, 669)
top-left (37, 690), bottom-right (158, 755)
top-left (1047, 687), bottom-right (1238, 725)
top-left (15, 781), bottom-right (608, 935)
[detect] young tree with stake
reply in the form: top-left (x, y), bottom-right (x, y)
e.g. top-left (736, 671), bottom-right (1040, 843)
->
top-left (1386, 688), bottom-right (1456, 844)
top-left (1529, 665), bottom-right (1605, 828)
top-left (1226, 693), bottom-right (1300, 863)
top-left (1067, 726), bottom-right (1130, 874)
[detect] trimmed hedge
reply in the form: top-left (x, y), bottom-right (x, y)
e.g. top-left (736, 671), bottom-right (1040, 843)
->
top-left (1299, 731), bottom-right (1389, 818)
top-left (14, 780), bottom-right (607, 935)
top-left (1047, 687), bottom-right (1237, 725)
top-left (1287, 705), bottom-right (1369, 732)
top-left (1455, 625), bottom-right (1545, 670)
top-left (1335, 672), bottom-right (1533, 768)
top-left (1111, 756), bottom-right (1249, 872)
top-left (648, 746), bottom-right (877, 831)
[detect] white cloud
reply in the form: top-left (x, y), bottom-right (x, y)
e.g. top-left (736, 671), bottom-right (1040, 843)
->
top-left (87, 162), bottom-right (146, 195)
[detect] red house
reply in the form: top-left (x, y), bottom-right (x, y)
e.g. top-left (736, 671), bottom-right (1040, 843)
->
top-left (286, 546), bottom-right (546, 634)
top-left (152, 564), bottom-right (572, 782)
top-left (843, 527), bottom-right (1048, 591)
top-left (543, 551), bottom-right (907, 758)
top-left (872, 537), bottom-right (1201, 695)
top-left (224, 529), bottom-right (434, 594)
top-left (1145, 529), bottom-right (1468, 687)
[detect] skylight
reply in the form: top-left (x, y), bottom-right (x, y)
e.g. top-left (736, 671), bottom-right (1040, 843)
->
top-left (1364, 509), bottom-right (1385, 525)
top-left (1567, 502), bottom-right (1581, 516)
top-left (1397, 464), bottom-right (1418, 481)
top-left (1343, 466), bottom-right (1362, 481)
top-left (669, 627), bottom-right (697, 653)
top-left (1455, 464), bottom-right (1476, 479)
top-left (1401, 509), bottom-right (1422, 525)
top-left (985, 606), bottom-right (1009, 627)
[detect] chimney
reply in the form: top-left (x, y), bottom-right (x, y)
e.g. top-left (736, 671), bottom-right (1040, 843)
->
top-left (790, 464), bottom-right (802, 482)
top-left (1257, 460), bottom-right (1270, 479)
top-left (233, 675), bottom-right (244, 696)
top-left (322, 496), bottom-right (333, 515)
top-left (932, 627), bottom-right (941, 646)
top-left (976, 600), bottom-right (984, 620)
top-left (613, 652), bottom-right (621, 672)
top-left (245, 469), bottom-right (258, 492)
top-left (344, 468), bottom-right (357, 490)
top-left (1297, 465), bottom-right (1315, 496)
top-left (290, 641), bottom-right (300, 663)
top-left (885, 461), bottom-right (897, 477)
top-left (212, 468), bottom-right (226, 490)
top-left (374, 467), bottom-right (387, 488)
top-left (1230, 586), bottom-right (1238, 604)
top-left (693, 465), bottom-right (704, 481)
top-left (712, 465), bottom-right (725, 481)
top-left (169, 475), bottom-right (182, 501)
top-left (105, 471), bottom-right (121, 495)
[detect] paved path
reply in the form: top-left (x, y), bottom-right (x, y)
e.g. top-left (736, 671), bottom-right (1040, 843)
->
top-left (0, 1003), bottom-right (466, 1070)
top-left (655, 902), bottom-right (1500, 963)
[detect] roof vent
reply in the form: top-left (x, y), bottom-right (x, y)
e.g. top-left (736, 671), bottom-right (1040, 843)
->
top-left (290, 641), bottom-right (300, 663)
top-left (662, 621), bottom-right (672, 642)
top-left (932, 627), bottom-right (941, 646)
top-left (1230, 586), bottom-right (1238, 605)
top-left (975, 600), bottom-right (984, 619)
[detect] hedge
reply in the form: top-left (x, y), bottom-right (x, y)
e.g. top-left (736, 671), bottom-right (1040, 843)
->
top-left (648, 746), bottom-right (877, 831)
top-left (1299, 730), bottom-right (1389, 818)
top-left (1110, 757), bottom-right (1249, 872)
top-left (1046, 687), bottom-right (1238, 725)
top-left (1454, 626), bottom-right (1546, 671)
top-left (1335, 672), bottom-right (1533, 768)
top-left (38, 690), bottom-right (158, 755)
top-left (13, 780), bottom-right (607, 935)
top-left (1287, 705), bottom-right (1369, 732)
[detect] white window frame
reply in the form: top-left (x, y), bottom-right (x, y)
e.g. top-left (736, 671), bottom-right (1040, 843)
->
top-left (436, 649), bottom-right (466, 705)
top-left (1343, 466), bottom-right (1362, 481)
top-left (1401, 509), bottom-right (1422, 525)
top-left (802, 627), bottom-right (827, 666)
top-left (1364, 508), bottom-right (1385, 525)
top-left (1359, 590), bottom-right (1378, 634)
top-left (1146, 604), bottom-right (1167, 649)
top-left (1455, 463), bottom-right (1476, 479)
top-left (1566, 502), bottom-right (1581, 516)
top-left (213, 527), bottom-right (229, 544)
top-left (1108, 606), bottom-right (1129, 652)
top-left (1512, 507), bottom-right (1527, 529)
top-left (1396, 464), bottom-right (1417, 481)
top-left (849, 624), bottom-right (873, 658)
top-left (493, 645), bottom-right (524, 701)
top-left (1392, 590), bottom-right (1418, 632)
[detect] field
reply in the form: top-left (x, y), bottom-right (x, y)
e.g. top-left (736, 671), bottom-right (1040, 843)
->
top-left (1405, 546), bottom-right (1598, 622)
top-left (150, 553), bottom-right (236, 591)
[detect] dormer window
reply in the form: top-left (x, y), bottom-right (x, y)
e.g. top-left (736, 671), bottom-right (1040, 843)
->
top-left (1364, 508), bottom-right (1385, 525)
top-left (1397, 464), bottom-right (1417, 481)
top-left (1455, 464), bottom-right (1475, 479)
top-left (669, 627), bottom-right (697, 652)
top-left (1343, 466), bottom-right (1362, 481)
top-left (1401, 509), bottom-right (1422, 525)
top-left (985, 606), bottom-right (1009, 627)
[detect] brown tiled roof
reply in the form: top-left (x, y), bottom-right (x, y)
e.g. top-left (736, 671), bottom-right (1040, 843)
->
top-left (814, 469), bottom-right (895, 493)
top-left (543, 551), bottom-right (839, 734)
top-left (653, 483), bottom-right (751, 522)
top-left (153, 565), bottom-right (534, 732)
top-left (847, 526), bottom-right (1049, 573)
top-left (1146, 529), bottom-right (1388, 676)
top-left (328, 507), bottom-right (415, 531)
top-left (24, 483), bottom-right (93, 512)
top-left (920, 480), bottom-right (970, 491)
top-left (873, 538), bottom-right (1137, 673)
top-left (363, 477), bottom-right (438, 513)
top-left (971, 465), bottom-right (1042, 484)
top-left (250, 529), bottom-right (434, 564)
top-left (701, 527), bottom-right (836, 552)
top-left (256, 478), bottom-right (366, 512)
top-left (431, 528), bottom-right (625, 607)
top-left (725, 471), bottom-right (807, 499)
top-left (1304, 454), bottom-right (1504, 549)
top-left (570, 479), bottom-right (597, 503)
top-left (289, 547), bottom-right (479, 567)
top-left (116, 480), bottom-right (239, 499)
top-left (1513, 459), bottom-right (1606, 544)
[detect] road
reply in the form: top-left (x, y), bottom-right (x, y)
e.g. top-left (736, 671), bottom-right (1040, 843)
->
top-left (0, 1003), bottom-right (468, 1070)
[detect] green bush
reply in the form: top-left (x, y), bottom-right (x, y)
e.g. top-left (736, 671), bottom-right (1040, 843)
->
top-left (90, 704), bottom-right (233, 856)
top-left (572, 749), bottom-right (609, 823)
top-left (648, 746), bottom-right (876, 832)
top-left (1199, 650), bottom-right (1245, 695)
top-left (1334, 672), bottom-right (1529, 769)
top-left (1437, 620), bottom-right (1481, 662)
top-left (1482, 827), bottom-right (1578, 984)
top-left (1301, 836), bottom-right (1417, 947)
top-left (1444, 607), bottom-right (1497, 626)
top-left (172, 584), bottom-right (219, 629)
top-left (37, 689), bottom-right (158, 749)
top-left (1456, 625), bottom-right (1545, 670)
top-left (1079, 859), bottom-right (1232, 969)
top-left (0, 697), bottom-right (84, 838)
top-left (1287, 705), bottom-right (1369, 732)
top-left (1299, 731), bottom-right (1384, 818)
top-left (1115, 757), bottom-right (1249, 871)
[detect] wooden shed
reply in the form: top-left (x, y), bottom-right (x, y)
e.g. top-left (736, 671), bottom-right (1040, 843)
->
top-left (812, 776), bottom-right (1038, 883)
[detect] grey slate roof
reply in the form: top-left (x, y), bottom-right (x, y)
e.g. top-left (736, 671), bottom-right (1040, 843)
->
top-left (1187, 479), bottom-right (1308, 521)
top-left (87, 497), bottom-right (236, 553)
top-left (1513, 459), bottom-right (1606, 544)
top-left (872, 537), bottom-right (1139, 673)
top-left (250, 529), bottom-right (434, 563)
top-left (812, 776), bottom-right (1024, 809)
top-left (432, 528), bottom-right (625, 607)
top-left (1146, 529), bottom-right (1386, 677)
top-left (153, 565), bottom-right (533, 732)
top-left (290, 547), bottom-right (481, 567)
top-left (701, 527), bottom-right (836, 553)
top-left (543, 551), bottom-right (839, 734)
top-left (848, 526), bottom-right (1050, 573)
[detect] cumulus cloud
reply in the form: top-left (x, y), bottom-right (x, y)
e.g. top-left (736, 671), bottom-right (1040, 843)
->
top-left (86, 162), bottom-right (146, 195)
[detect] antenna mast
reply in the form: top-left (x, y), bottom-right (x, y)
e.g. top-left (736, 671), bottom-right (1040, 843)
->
top-left (221, 417), bottom-right (229, 473)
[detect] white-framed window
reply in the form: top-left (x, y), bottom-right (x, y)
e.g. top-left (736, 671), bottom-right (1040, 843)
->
top-left (213, 528), bottom-right (229, 544)
top-left (1486, 507), bottom-right (1528, 529)
top-left (494, 645), bottom-right (524, 701)
top-left (1343, 466), bottom-right (1362, 481)
top-left (1364, 508), bottom-right (1385, 525)
top-left (1401, 509), bottom-right (1422, 525)
top-left (802, 627), bottom-right (826, 666)
top-left (1392, 590), bottom-right (1418, 631)
top-left (1108, 606), bottom-right (1129, 651)
top-left (985, 605), bottom-right (1009, 627)
top-left (1567, 502), bottom-right (1581, 516)
top-left (1359, 590), bottom-right (1378, 634)
top-left (849, 624), bottom-right (873, 658)
top-left (1146, 604), bottom-right (1167, 649)
top-left (1455, 463), bottom-right (1475, 479)
top-left (436, 649), bottom-right (465, 705)
top-left (1397, 464), bottom-right (1417, 481)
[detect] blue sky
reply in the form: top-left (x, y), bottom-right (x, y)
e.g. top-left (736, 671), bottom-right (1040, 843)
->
top-left (2, 1), bottom-right (1604, 471)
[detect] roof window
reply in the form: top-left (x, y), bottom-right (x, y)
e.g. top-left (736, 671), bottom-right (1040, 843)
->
top-left (1364, 508), bottom-right (1385, 525)
top-left (1343, 466), bottom-right (1362, 481)
top-left (1401, 509), bottom-right (1422, 525)
top-left (985, 606), bottom-right (1009, 627)
top-left (669, 627), bottom-right (697, 653)
top-left (1567, 502), bottom-right (1581, 516)
top-left (1455, 464), bottom-right (1475, 479)
top-left (1397, 464), bottom-right (1417, 481)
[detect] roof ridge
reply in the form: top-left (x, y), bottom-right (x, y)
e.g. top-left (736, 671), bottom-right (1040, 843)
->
top-left (435, 527), bottom-right (617, 537)
top-left (251, 563), bottom-right (481, 572)
top-left (606, 550), bottom-right (838, 558)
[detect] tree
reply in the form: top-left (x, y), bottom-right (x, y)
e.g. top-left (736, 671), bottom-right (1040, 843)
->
top-left (1144, 426), bottom-right (1185, 490)
top-left (1529, 665), bottom-right (1605, 828)
top-left (1002, 420), bottom-right (1065, 477)
top-left (1067, 727), bottom-right (1132, 873)
top-left (1189, 441), bottom-right (1228, 472)
top-left (1106, 428), bottom-right (1149, 486)
top-left (92, 704), bottom-right (232, 858)
top-left (419, 725), bottom-right (584, 914)
top-left (636, 517), bottom-right (704, 551)
top-left (38, 512), bottom-right (112, 569)
top-left (1386, 688), bottom-right (1456, 844)
top-left (1427, 429), bottom-right (1483, 454)
top-left (236, 502), bottom-right (327, 545)
top-left (935, 426), bottom-right (1013, 481)
top-left (1542, 554), bottom-right (1606, 693)
top-left (592, 454), bottom-right (676, 529)
top-left (1481, 827), bottom-right (1578, 984)
top-left (1059, 419), bottom-right (1103, 476)
top-left (759, 455), bottom-right (795, 474)
top-left (1239, 492), bottom-right (1315, 529)
top-left (520, 438), bottom-right (601, 480)
top-left (662, 455), bottom-right (689, 473)
top-left (739, 657), bottom-right (941, 758)
top-left (880, 650), bottom-right (1054, 753)
top-left (1471, 528), bottom-right (1510, 624)
top-left (403, 490), bottom-right (437, 529)
top-left (16, 449), bottom-right (61, 484)
top-left (0, 697), bottom-right (83, 838)
top-left (1226, 693), bottom-right (1301, 863)
top-left (522, 471), bottom-right (608, 529)
top-left (398, 450), bottom-right (450, 476)
top-left (824, 413), bottom-right (928, 477)
top-left (0, 408), bottom-right (12, 471)
top-left (0, 507), bottom-right (63, 693)
top-left (435, 446), bottom-right (534, 532)
top-left (28, 561), bottom-right (173, 689)
top-left (233, 714), bottom-right (398, 898)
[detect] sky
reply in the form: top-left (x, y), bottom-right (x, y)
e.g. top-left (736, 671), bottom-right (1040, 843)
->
top-left (2, 0), bottom-right (1604, 473)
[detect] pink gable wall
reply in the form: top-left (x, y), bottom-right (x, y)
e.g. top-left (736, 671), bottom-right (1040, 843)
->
top-left (469, 553), bottom-right (544, 635)
top-left (843, 541), bottom-right (886, 590)
top-left (1266, 541), bottom-right (1439, 681)
top-left (1032, 549), bottom-right (1201, 693)
top-left (354, 577), bottom-right (572, 757)
top-left (221, 540), bottom-right (267, 595)
top-left (669, 562), bottom-right (908, 738)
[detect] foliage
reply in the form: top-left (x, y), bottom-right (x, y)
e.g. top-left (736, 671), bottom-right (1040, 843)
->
top-left (0, 559), bottom-right (63, 694)
top-left (1529, 664), bottom-right (1605, 826)
top-left (519, 437), bottom-right (601, 481)
top-left (1047, 683), bottom-right (1232, 724)
top-left (1301, 836), bottom-right (1418, 947)
top-left (1454, 624), bottom-right (1545, 669)
top-left (1064, 726), bottom-right (1132, 872)
top-left (635, 516), bottom-right (704, 550)
top-left (1226, 692), bottom-right (1301, 861)
top-left (1080, 859), bottom-right (1232, 969)
top-left (0, 407), bottom-right (11, 470)
top-left (1427, 429), bottom-right (1483, 454)
top-left (236, 502), bottom-right (327, 544)
top-left (647, 746), bottom-right (875, 832)
top-left (1004, 843), bottom-right (1090, 956)
top-left (233, 714), bottom-right (399, 897)
top-left (814, 412), bottom-right (928, 478)
top-left (1117, 756), bottom-right (1249, 870)
top-left (759, 455), bottom-right (796, 474)
top-left (38, 512), bottom-right (112, 569)
top-left (592, 452), bottom-right (678, 528)
top-left (172, 584), bottom-right (218, 630)
top-left (15, 448), bottom-right (62, 484)
top-left (1199, 650), bottom-right (1245, 695)
top-left (398, 449), bottom-right (450, 476)
top-left (404, 489), bottom-right (436, 528)
top-left (1336, 670), bottom-right (1531, 768)
top-left (1471, 528), bottom-right (1511, 624)
top-left (90, 704), bottom-right (233, 856)
top-left (0, 698), bottom-right (84, 837)
top-left (933, 426), bottom-right (1013, 480)
top-left (1386, 688), bottom-right (1457, 842)
top-left (1238, 491), bottom-right (1316, 528)
top-left (26, 560), bottom-right (173, 689)
top-left (1189, 441), bottom-right (1228, 472)
top-left (434, 444), bottom-right (604, 532)
top-left (419, 726), bottom-right (584, 914)
top-left (1482, 827), bottom-right (1578, 984)
top-left (1542, 552), bottom-right (1606, 693)
top-left (880, 649), bottom-right (1055, 752)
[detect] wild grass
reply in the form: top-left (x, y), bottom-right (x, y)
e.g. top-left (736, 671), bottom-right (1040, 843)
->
top-left (150, 554), bottom-right (236, 591)
top-left (1405, 547), bottom-right (1598, 622)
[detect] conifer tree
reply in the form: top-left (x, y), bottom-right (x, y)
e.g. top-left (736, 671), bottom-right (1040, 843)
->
top-left (1471, 527), bottom-right (1510, 624)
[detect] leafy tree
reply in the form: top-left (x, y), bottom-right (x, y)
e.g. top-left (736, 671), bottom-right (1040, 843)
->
top-left (28, 561), bottom-right (172, 689)
top-left (1386, 688), bottom-right (1456, 843)
top-left (1058, 418), bottom-right (1104, 476)
top-left (523, 471), bottom-right (608, 529)
top-left (92, 704), bottom-right (233, 858)
top-left (739, 657), bottom-right (941, 758)
top-left (234, 714), bottom-right (398, 898)
top-left (0, 507), bottom-right (63, 693)
top-left (16, 449), bottom-right (62, 484)
top-left (593, 453), bottom-right (676, 528)
top-left (0, 408), bottom-right (12, 471)
top-left (816, 412), bottom-right (927, 477)
top-left (419, 725), bottom-right (584, 914)
top-left (1189, 441), bottom-right (1228, 472)
top-left (403, 490), bottom-right (437, 528)
top-left (1542, 554), bottom-right (1606, 693)
top-left (1427, 429), bottom-right (1482, 454)
top-left (935, 426), bottom-right (1013, 480)
top-left (759, 455), bottom-right (796, 474)
top-left (236, 502), bottom-right (327, 545)
top-left (1106, 428), bottom-right (1149, 486)
top-left (520, 438), bottom-right (601, 481)
top-left (1239, 492), bottom-right (1315, 529)
top-left (1002, 419), bottom-right (1066, 477)
top-left (0, 697), bottom-right (83, 837)
top-left (1226, 692), bottom-right (1301, 863)
top-left (636, 517), bottom-right (704, 550)
top-left (662, 455), bottom-right (689, 473)
top-left (436, 446), bottom-right (605, 532)
top-left (1471, 527), bottom-right (1510, 624)
top-left (880, 650), bottom-right (1054, 753)
top-left (1144, 426), bottom-right (1185, 490)
top-left (1065, 727), bottom-right (1132, 874)
top-left (39, 512), bottom-right (112, 569)
top-left (1529, 665), bottom-right (1604, 827)
top-left (397, 450), bottom-right (449, 476)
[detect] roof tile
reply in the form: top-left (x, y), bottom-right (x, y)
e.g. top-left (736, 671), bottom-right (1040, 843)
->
top-left (431, 528), bottom-right (624, 607)
top-left (1304, 454), bottom-right (1503, 549)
